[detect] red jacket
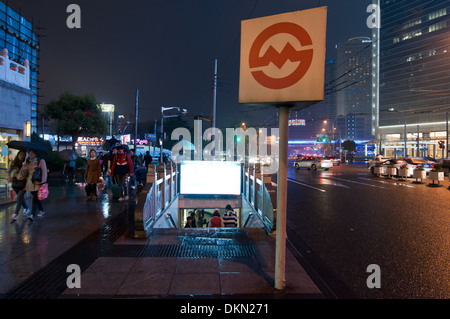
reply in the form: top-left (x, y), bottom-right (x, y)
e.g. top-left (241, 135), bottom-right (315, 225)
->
top-left (111, 153), bottom-right (134, 176)
top-left (209, 216), bottom-right (223, 228)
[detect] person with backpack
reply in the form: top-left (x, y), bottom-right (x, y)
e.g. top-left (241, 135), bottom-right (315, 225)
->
top-left (222, 204), bottom-right (238, 227)
top-left (110, 145), bottom-right (134, 201)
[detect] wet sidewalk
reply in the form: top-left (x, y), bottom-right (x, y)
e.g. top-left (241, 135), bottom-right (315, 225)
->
top-left (0, 182), bottom-right (323, 299)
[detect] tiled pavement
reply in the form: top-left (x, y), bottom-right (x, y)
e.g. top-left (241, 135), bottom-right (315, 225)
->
top-left (0, 182), bottom-right (323, 299)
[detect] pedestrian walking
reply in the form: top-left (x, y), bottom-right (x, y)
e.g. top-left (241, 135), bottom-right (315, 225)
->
top-left (7, 150), bottom-right (29, 221)
top-left (111, 145), bottom-right (134, 201)
top-left (64, 159), bottom-right (76, 183)
top-left (208, 209), bottom-right (224, 228)
top-left (222, 204), bottom-right (237, 227)
top-left (105, 147), bottom-right (117, 187)
top-left (84, 149), bottom-right (102, 201)
top-left (129, 149), bottom-right (138, 170)
top-left (23, 150), bottom-right (47, 221)
top-left (144, 151), bottom-right (153, 169)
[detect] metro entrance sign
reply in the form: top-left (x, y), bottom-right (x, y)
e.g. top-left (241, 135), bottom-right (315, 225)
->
top-left (239, 7), bottom-right (327, 106)
top-left (239, 8), bottom-right (327, 291)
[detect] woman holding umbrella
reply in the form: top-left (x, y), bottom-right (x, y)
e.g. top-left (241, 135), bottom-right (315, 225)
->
top-left (6, 141), bottom-right (48, 221)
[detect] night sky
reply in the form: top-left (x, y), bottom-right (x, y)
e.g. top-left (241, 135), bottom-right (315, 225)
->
top-left (10, 0), bottom-right (372, 131)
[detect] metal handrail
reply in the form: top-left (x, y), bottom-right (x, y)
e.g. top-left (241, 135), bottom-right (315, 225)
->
top-left (241, 162), bottom-right (276, 233)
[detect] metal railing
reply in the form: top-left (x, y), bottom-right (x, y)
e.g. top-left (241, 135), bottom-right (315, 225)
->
top-left (242, 162), bottom-right (277, 233)
top-left (133, 162), bottom-right (179, 238)
top-left (0, 167), bottom-right (14, 204)
top-left (133, 160), bottom-right (277, 237)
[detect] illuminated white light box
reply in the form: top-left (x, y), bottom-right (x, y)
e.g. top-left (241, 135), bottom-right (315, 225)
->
top-left (180, 161), bottom-right (241, 195)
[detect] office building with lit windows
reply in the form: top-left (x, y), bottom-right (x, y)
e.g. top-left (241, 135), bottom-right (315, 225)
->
top-left (0, 1), bottom-right (38, 178)
top-left (373, 0), bottom-right (450, 158)
top-left (0, 4), bottom-right (38, 127)
top-left (336, 37), bottom-right (373, 140)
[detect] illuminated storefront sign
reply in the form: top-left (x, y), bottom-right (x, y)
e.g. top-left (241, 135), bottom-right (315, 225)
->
top-left (288, 119), bottom-right (306, 126)
top-left (77, 137), bottom-right (103, 145)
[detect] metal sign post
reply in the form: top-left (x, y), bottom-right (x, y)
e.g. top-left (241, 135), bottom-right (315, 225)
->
top-left (239, 7), bottom-right (327, 291)
top-left (275, 104), bottom-right (290, 290)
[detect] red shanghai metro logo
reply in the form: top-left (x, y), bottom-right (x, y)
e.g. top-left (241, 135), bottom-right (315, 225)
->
top-left (249, 22), bottom-right (313, 90)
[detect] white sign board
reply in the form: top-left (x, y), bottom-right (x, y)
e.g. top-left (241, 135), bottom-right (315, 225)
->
top-left (180, 161), bottom-right (241, 195)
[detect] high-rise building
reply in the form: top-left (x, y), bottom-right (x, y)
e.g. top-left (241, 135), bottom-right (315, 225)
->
top-left (324, 60), bottom-right (337, 122)
top-left (288, 60), bottom-right (337, 141)
top-left (336, 37), bottom-right (373, 140)
top-left (374, 0), bottom-right (450, 158)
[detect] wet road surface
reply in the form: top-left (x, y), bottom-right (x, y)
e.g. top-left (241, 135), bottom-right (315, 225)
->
top-left (285, 163), bottom-right (449, 299)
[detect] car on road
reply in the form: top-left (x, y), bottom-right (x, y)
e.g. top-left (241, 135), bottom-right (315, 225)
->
top-left (367, 155), bottom-right (391, 168)
top-left (403, 157), bottom-right (434, 173)
top-left (294, 156), bottom-right (333, 171)
top-left (325, 156), bottom-right (341, 166)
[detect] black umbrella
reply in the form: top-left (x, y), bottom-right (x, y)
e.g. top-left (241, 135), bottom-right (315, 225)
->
top-left (7, 140), bottom-right (48, 156)
top-left (59, 149), bottom-right (79, 161)
top-left (106, 136), bottom-right (120, 145)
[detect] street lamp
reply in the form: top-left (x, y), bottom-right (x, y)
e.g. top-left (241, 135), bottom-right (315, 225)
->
top-left (160, 106), bottom-right (187, 162)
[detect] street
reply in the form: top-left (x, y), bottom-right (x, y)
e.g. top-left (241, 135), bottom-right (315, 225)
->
top-left (285, 163), bottom-right (450, 299)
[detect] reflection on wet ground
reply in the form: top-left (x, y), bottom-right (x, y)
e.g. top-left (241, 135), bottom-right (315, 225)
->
top-left (0, 182), bottom-right (131, 295)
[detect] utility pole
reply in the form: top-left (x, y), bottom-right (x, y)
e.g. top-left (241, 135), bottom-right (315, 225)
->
top-left (134, 89), bottom-right (139, 152)
top-left (446, 112), bottom-right (449, 159)
top-left (404, 120), bottom-right (407, 157)
top-left (160, 112), bottom-right (164, 163)
top-left (416, 125), bottom-right (420, 157)
top-left (211, 58), bottom-right (218, 157)
top-left (154, 119), bottom-right (157, 158)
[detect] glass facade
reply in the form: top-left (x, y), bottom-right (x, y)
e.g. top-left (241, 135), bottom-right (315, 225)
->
top-left (379, 0), bottom-right (450, 127)
top-left (0, 1), bottom-right (39, 132)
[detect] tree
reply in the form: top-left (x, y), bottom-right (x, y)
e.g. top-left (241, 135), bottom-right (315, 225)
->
top-left (162, 116), bottom-right (192, 151)
top-left (46, 92), bottom-right (108, 150)
top-left (342, 140), bottom-right (357, 153)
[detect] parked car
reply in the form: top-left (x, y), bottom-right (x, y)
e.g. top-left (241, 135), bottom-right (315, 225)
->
top-left (436, 159), bottom-right (450, 175)
top-left (422, 157), bottom-right (437, 163)
top-left (403, 157), bottom-right (434, 173)
top-left (367, 155), bottom-right (390, 168)
top-left (294, 156), bottom-right (333, 171)
top-left (325, 156), bottom-right (340, 166)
